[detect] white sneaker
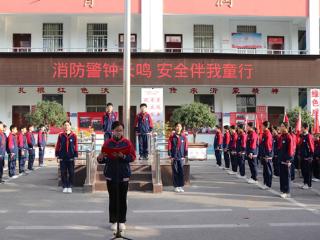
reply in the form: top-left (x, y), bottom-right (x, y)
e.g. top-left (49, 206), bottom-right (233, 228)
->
top-left (62, 188), bottom-right (68, 193)
top-left (119, 223), bottom-right (126, 231)
top-left (174, 187), bottom-right (181, 192)
top-left (247, 178), bottom-right (258, 184)
top-left (67, 188), bottom-right (72, 193)
top-left (228, 171), bottom-right (236, 175)
top-left (280, 193), bottom-right (287, 199)
top-left (11, 175), bottom-right (18, 179)
top-left (312, 178), bottom-right (319, 182)
top-left (110, 223), bottom-right (117, 231)
top-left (301, 184), bottom-right (309, 190)
top-left (179, 187), bottom-right (185, 192)
top-left (3, 167), bottom-right (8, 171)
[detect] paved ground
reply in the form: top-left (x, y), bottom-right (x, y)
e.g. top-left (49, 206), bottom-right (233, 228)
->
top-left (0, 159), bottom-right (320, 240)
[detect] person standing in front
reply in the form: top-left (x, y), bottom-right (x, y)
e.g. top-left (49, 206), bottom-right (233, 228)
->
top-left (38, 124), bottom-right (47, 167)
top-left (299, 123), bottom-right (314, 190)
top-left (134, 103), bottom-right (153, 160)
top-left (168, 123), bottom-right (188, 193)
top-left (97, 121), bottom-right (136, 232)
top-left (103, 103), bottom-right (118, 141)
top-left (0, 121), bottom-right (6, 183)
top-left (229, 125), bottom-right (238, 175)
top-left (214, 126), bottom-right (223, 168)
top-left (278, 122), bottom-right (294, 199)
top-left (17, 126), bottom-right (28, 175)
top-left (55, 121), bottom-right (78, 194)
top-left (223, 125), bottom-right (231, 170)
top-left (246, 122), bottom-right (259, 184)
top-left (260, 121), bottom-right (273, 189)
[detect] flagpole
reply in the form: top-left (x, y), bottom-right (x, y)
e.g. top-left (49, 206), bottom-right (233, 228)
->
top-left (123, 0), bottom-right (131, 138)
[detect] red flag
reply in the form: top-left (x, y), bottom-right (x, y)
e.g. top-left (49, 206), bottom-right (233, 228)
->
top-left (295, 110), bottom-right (301, 134)
top-left (314, 111), bottom-right (320, 134)
top-left (255, 114), bottom-right (260, 135)
top-left (283, 111), bottom-right (289, 123)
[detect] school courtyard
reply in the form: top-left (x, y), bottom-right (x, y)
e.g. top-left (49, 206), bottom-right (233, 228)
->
top-left (1, 159), bottom-right (320, 240)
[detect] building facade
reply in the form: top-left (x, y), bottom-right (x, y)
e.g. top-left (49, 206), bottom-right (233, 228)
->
top-left (0, 0), bottom-right (320, 138)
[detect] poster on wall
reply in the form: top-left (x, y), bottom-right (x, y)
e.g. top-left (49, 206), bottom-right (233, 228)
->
top-left (141, 88), bottom-right (164, 133)
top-left (232, 33), bottom-right (263, 49)
top-left (77, 112), bottom-right (106, 133)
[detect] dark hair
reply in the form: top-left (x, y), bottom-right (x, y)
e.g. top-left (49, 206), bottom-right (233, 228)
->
top-left (224, 125), bottom-right (230, 130)
top-left (237, 124), bottom-right (244, 130)
top-left (10, 125), bottom-right (17, 131)
top-left (3, 124), bottom-right (7, 128)
top-left (175, 122), bottom-right (182, 127)
top-left (281, 122), bottom-right (289, 129)
top-left (20, 126), bottom-right (27, 131)
top-left (247, 122), bottom-right (254, 128)
top-left (230, 125), bottom-right (236, 130)
top-left (112, 121), bottom-right (124, 130)
top-left (39, 124), bottom-right (45, 128)
top-left (27, 124), bottom-right (34, 130)
top-left (63, 120), bottom-right (72, 126)
top-left (302, 123), bottom-right (309, 129)
top-left (140, 103), bottom-right (147, 108)
top-left (106, 103), bottom-right (113, 107)
top-left (263, 121), bottom-right (270, 128)
top-left (215, 125), bottom-right (221, 130)
top-left (0, 121), bottom-right (3, 125)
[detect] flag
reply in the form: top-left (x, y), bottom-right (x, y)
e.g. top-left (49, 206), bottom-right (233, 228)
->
top-left (314, 111), bottom-right (319, 134)
top-left (283, 111), bottom-right (289, 123)
top-left (295, 110), bottom-right (301, 134)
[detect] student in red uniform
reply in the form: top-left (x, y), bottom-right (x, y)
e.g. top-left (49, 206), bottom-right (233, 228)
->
top-left (223, 125), bottom-right (231, 170)
top-left (38, 124), bottom-right (47, 167)
top-left (18, 126), bottom-right (28, 175)
top-left (7, 125), bottom-right (18, 178)
top-left (97, 121), bottom-right (136, 232)
top-left (0, 121), bottom-right (6, 183)
top-left (134, 103), bottom-right (153, 160)
top-left (214, 126), bottom-right (223, 168)
top-left (289, 127), bottom-right (297, 181)
top-left (278, 122), bottom-right (294, 198)
top-left (168, 123), bottom-right (188, 193)
top-left (229, 125), bottom-right (238, 175)
top-left (299, 123), bottom-right (314, 189)
top-left (55, 121), bottom-right (78, 194)
top-left (313, 134), bottom-right (320, 180)
top-left (236, 124), bottom-right (247, 178)
top-left (246, 122), bottom-right (259, 184)
top-left (260, 121), bottom-right (273, 189)
top-left (272, 126), bottom-right (281, 177)
top-left (26, 125), bottom-right (36, 171)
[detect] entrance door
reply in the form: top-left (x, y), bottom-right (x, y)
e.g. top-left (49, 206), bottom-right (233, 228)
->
top-left (13, 34), bottom-right (31, 52)
top-left (268, 106), bottom-right (284, 127)
top-left (118, 106), bottom-right (137, 147)
top-left (12, 106), bottom-right (30, 128)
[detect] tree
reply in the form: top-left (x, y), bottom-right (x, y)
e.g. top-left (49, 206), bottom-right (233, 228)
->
top-left (284, 107), bottom-right (313, 128)
top-left (171, 102), bottom-right (216, 143)
top-left (26, 101), bottom-right (67, 131)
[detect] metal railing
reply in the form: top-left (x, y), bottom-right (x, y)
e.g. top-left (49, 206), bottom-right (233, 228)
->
top-left (0, 47), bottom-right (309, 55)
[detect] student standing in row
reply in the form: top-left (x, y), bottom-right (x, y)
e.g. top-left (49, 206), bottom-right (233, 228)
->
top-left (214, 126), bottom-right (223, 168)
top-left (223, 125), bottom-right (231, 170)
top-left (229, 125), bottom-right (238, 175)
top-left (103, 103), bottom-right (118, 141)
top-left (55, 121), bottom-right (78, 193)
top-left (0, 121), bottom-right (6, 183)
top-left (38, 124), bottom-right (47, 167)
top-left (260, 121), bottom-right (273, 189)
top-left (168, 123), bottom-right (188, 193)
top-left (246, 122), bottom-right (258, 184)
top-left (236, 124), bottom-right (247, 178)
top-left (26, 125), bottom-right (36, 171)
top-left (7, 125), bottom-right (18, 178)
top-left (18, 126), bottom-right (28, 175)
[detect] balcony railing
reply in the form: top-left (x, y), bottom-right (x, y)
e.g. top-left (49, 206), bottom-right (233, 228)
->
top-left (0, 47), bottom-right (309, 55)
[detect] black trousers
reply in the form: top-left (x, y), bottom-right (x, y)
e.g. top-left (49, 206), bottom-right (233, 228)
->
top-left (224, 150), bottom-right (230, 169)
top-left (272, 155), bottom-right (279, 177)
top-left (301, 158), bottom-right (313, 187)
top-left (107, 181), bottom-right (129, 224)
top-left (138, 134), bottom-right (149, 157)
top-left (280, 163), bottom-right (291, 194)
top-left (172, 159), bottom-right (184, 187)
top-left (230, 153), bottom-right (238, 172)
top-left (262, 159), bottom-right (273, 188)
top-left (247, 156), bottom-right (258, 181)
top-left (28, 149), bottom-right (35, 170)
top-left (313, 157), bottom-right (320, 179)
top-left (60, 160), bottom-right (75, 188)
top-left (39, 147), bottom-right (45, 165)
top-left (0, 156), bottom-right (4, 179)
top-left (238, 153), bottom-right (246, 176)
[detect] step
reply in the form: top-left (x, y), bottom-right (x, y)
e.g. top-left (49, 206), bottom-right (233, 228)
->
top-left (97, 164), bottom-right (151, 172)
top-left (129, 180), bottom-right (153, 192)
top-left (130, 172), bottom-right (152, 181)
top-left (94, 181), bottom-right (107, 191)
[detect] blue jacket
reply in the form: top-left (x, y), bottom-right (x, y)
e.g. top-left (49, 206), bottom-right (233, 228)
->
top-left (168, 132), bottom-right (188, 159)
top-left (103, 112), bottom-right (117, 134)
top-left (55, 132), bottom-right (78, 160)
top-left (278, 133), bottom-right (294, 162)
top-left (99, 137), bottom-right (136, 182)
top-left (7, 133), bottom-right (18, 155)
top-left (38, 130), bottom-right (47, 148)
top-left (134, 112), bottom-right (153, 134)
top-left (299, 133), bottom-right (314, 159)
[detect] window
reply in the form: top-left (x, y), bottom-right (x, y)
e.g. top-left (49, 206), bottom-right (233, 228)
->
top-left (13, 34), bottom-right (31, 52)
top-left (165, 34), bottom-right (182, 53)
top-left (42, 94), bottom-right (63, 105)
top-left (267, 36), bottom-right (284, 55)
top-left (236, 95), bottom-right (256, 113)
top-left (299, 88), bottom-right (307, 109)
top-left (43, 23), bottom-right (63, 52)
top-left (194, 94), bottom-right (215, 112)
top-left (87, 24), bottom-right (108, 52)
top-left (118, 34), bottom-right (137, 52)
top-left (298, 30), bottom-right (306, 55)
top-left (237, 25), bottom-right (256, 33)
top-left (86, 94), bottom-right (106, 112)
top-left (194, 25), bottom-right (214, 53)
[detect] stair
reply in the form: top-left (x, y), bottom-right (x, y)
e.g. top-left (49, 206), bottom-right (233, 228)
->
top-left (93, 162), bottom-right (153, 192)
